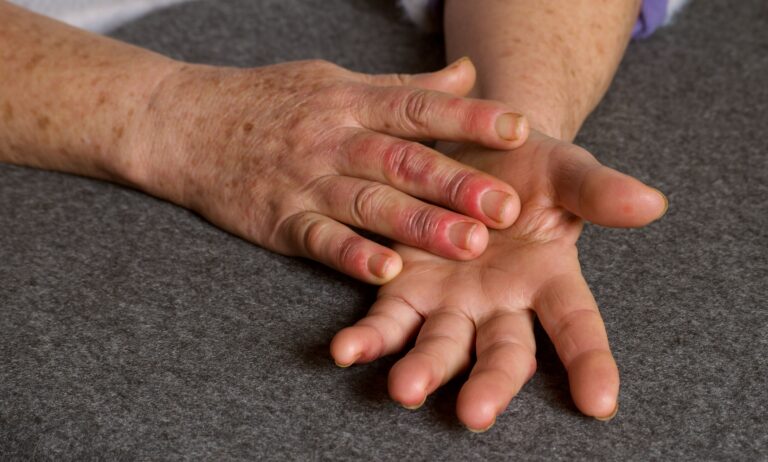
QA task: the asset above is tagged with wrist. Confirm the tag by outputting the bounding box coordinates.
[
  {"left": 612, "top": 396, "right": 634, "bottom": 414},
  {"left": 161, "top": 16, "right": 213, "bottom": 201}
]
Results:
[{"left": 114, "top": 57, "right": 189, "bottom": 195}]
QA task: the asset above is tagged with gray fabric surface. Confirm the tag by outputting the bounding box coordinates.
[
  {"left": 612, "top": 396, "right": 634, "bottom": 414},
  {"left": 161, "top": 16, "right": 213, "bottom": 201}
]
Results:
[{"left": 1, "top": 0, "right": 766, "bottom": 459}]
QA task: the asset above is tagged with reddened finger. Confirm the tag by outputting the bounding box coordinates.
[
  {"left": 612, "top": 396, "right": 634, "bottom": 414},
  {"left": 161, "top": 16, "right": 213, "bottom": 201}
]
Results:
[
  {"left": 551, "top": 146, "right": 668, "bottom": 227},
  {"left": 365, "top": 57, "right": 477, "bottom": 96},
  {"left": 339, "top": 131, "right": 520, "bottom": 227},
  {"left": 534, "top": 272, "right": 620, "bottom": 419},
  {"left": 280, "top": 211, "right": 402, "bottom": 284},
  {"left": 310, "top": 176, "right": 489, "bottom": 259},
  {"left": 355, "top": 86, "right": 529, "bottom": 149},
  {"left": 330, "top": 295, "right": 424, "bottom": 367}
]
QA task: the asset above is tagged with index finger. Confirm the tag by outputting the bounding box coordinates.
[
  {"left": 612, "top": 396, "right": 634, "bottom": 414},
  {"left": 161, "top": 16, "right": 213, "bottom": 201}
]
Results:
[{"left": 354, "top": 85, "right": 529, "bottom": 150}]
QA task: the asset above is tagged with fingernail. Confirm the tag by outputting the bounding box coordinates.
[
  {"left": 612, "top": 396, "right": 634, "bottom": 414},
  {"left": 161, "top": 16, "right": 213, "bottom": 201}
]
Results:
[
  {"left": 495, "top": 113, "right": 525, "bottom": 141},
  {"left": 334, "top": 356, "right": 358, "bottom": 368},
  {"left": 467, "top": 417, "right": 496, "bottom": 433},
  {"left": 368, "top": 254, "right": 392, "bottom": 279},
  {"left": 401, "top": 394, "right": 427, "bottom": 410},
  {"left": 447, "top": 56, "right": 471, "bottom": 70},
  {"left": 448, "top": 222, "right": 478, "bottom": 251},
  {"left": 595, "top": 403, "right": 619, "bottom": 422},
  {"left": 481, "top": 190, "right": 514, "bottom": 223},
  {"left": 653, "top": 188, "right": 669, "bottom": 218}
]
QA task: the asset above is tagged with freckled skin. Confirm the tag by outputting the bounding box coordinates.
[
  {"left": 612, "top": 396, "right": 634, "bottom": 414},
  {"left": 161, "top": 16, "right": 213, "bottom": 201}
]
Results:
[
  {"left": 0, "top": 2, "right": 174, "bottom": 181},
  {"left": 36, "top": 116, "right": 50, "bottom": 130},
  {"left": 2, "top": 102, "right": 12, "bottom": 122},
  {"left": 0, "top": 0, "right": 532, "bottom": 284},
  {"left": 24, "top": 53, "right": 44, "bottom": 71},
  {"left": 445, "top": 0, "right": 641, "bottom": 141}
]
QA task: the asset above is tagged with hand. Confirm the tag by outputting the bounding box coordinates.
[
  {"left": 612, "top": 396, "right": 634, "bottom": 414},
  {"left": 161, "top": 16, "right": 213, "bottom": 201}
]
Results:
[
  {"left": 331, "top": 130, "right": 667, "bottom": 429},
  {"left": 127, "top": 58, "right": 529, "bottom": 283}
]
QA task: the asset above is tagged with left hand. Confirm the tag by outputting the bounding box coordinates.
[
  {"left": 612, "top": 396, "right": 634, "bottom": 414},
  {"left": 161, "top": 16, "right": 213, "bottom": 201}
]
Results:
[{"left": 330, "top": 130, "right": 667, "bottom": 430}]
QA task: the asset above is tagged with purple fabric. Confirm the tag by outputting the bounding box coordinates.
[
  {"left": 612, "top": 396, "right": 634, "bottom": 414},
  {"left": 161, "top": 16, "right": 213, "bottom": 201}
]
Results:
[
  {"left": 632, "top": 0, "right": 669, "bottom": 39},
  {"left": 421, "top": 0, "right": 670, "bottom": 39}
]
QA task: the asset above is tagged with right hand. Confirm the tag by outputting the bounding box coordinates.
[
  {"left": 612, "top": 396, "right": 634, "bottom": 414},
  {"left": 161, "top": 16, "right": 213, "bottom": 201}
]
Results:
[
  {"left": 331, "top": 130, "right": 668, "bottom": 429},
  {"left": 127, "top": 58, "right": 529, "bottom": 283}
]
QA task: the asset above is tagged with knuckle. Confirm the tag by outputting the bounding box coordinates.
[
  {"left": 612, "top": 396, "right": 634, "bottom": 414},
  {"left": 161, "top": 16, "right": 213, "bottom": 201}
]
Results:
[
  {"left": 382, "top": 141, "right": 434, "bottom": 184},
  {"left": 272, "top": 212, "right": 320, "bottom": 257},
  {"left": 400, "top": 205, "right": 441, "bottom": 247},
  {"left": 460, "top": 103, "right": 487, "bottom": 134},
  {"left": 324, "top": 81, "right": 364, "bottom": 110},
  {"left": 298, "top": 215, "right": 329, "bottom": 258},
  {"left": 335, "top": 235, "right": 368, "bottom": 271},
  {"left": 445, "top": 169, "right": 477, "bottom": 209},
  {"left": 400, "top": 89, "right": 433, "bottom": 131},
  {"left": 302, "top": 59, "right": 338, "bottom": 73},
  {"left": 352, "top": 183, "right": 389, "bottom": 226}
]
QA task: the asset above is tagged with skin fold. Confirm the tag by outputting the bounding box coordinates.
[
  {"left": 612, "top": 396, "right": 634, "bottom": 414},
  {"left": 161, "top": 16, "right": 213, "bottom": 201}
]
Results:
[{"left": 331, "top": 0, "right": 668, "bottom": 430}]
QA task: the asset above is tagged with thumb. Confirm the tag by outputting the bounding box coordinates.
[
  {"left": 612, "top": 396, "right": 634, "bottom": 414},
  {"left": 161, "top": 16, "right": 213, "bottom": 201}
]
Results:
[
  {"left": 551, "top": 142, "right": 668, "bottom": 228},
  {"left": 366, "top": 57, "right": 476, "bottom": 96}
]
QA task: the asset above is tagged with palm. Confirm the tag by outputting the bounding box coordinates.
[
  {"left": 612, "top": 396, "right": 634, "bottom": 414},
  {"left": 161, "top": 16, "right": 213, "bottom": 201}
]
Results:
[{"left": 331, "top": 131, "right": 666, "bottom": 430}]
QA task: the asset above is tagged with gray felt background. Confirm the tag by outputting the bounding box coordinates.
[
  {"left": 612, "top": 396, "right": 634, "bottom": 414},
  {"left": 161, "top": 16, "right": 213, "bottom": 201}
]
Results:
[{"left": 1, "top": 0, "right": 766, "bottom": 460}]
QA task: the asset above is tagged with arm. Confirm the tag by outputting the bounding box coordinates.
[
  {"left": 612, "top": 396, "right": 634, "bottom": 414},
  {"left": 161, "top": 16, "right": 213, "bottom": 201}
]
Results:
[
  {"left": 444, "top": 0, "right": 640, "bottom": 141},
  {"left": 0, "top": 0, "right": 176, "bottom": 184},
  {"left": 0, "top": 1, "right": 535, "bottom": 283}
]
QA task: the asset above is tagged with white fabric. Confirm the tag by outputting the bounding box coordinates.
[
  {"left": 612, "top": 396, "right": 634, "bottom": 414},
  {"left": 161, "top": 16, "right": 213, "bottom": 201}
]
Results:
[
  {"left": 667, "top": 0, "right": 690, "bottom": 21},
  {"left": 10, "top": 0, "right": 691, "bottom": 34},
  {"left": 399, "top": 0, "right": 692, "bottom": 30},
  {"left": 9, "top": 0, "right": 194, "bottom": 32},
  {"left": 398, "top": 0, "right": 432, "bottom": 30}
]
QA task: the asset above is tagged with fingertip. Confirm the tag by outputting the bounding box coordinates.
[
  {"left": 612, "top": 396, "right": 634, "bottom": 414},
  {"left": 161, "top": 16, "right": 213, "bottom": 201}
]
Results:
[
  {"left": 456, "top": 380, "right": 500, "bottom": 432},
  {"left": 423, "top": 57, "right": 476, "bottom": 96},
  {"left": 443, "top": 57, "right": 477, "bottom": 96},
  {"left": 466, "top": 223, "right": 489, "bottom": 256},
  {"left": 446, "top": 221, "right": 489, "bottom": 259},
  {"left": 494, "top": 113, "right": 528, "bottom": 146},
  {"left": 567, "top": 350, "right": 620, "bottom": 419},
  {"left": 330, "top": 327, "right": 362, "bottom": 367},
  {"left": 651, "top": 188, "right": 669, "bottom": 220},
  {"left": 594, "top": 403, "right": 619, "bottom": 422},
  {"left": 389, "top": 358, "right": 431, "bottom": 409},
  {"left": 479, "top": 189, "right": 521, "bottom": 229},
  {"left": 581, "top": 169, "right": 669, "bottom": 228},
  {"left": 367, "top": 252, "right": 403, "bottom": 284},
  {"left": 466, "top": 417, "right": 496, "bottom": 433}
]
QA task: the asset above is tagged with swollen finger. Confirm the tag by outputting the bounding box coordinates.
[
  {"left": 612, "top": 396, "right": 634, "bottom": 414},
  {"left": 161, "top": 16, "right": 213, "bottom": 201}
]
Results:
[
  {"left": 330, "top": 294, "right": 424, "bottom": 367},
  {"left": 550, "top": 145, "right": 668, "bottom": 227},
  {"left": 534, "top": 272, "right": 620, "bottom": 420},
  {"left": 388, "top": 309, "right": 475, "bottom": 409},
  {"left": 339, "top": 131, "right": 520, "bottom": 228},
  {"left": 311, "top": 176, "right": 489, "bottom": 260},
  {"left": 456, "top": 311, "right": 537, "bottom": 432},
  {"left": 279, "top": 211, "right": 402, "bottom": 284},
  {"left": 355, "top": 85, "right": 529, "bottom": 150}
]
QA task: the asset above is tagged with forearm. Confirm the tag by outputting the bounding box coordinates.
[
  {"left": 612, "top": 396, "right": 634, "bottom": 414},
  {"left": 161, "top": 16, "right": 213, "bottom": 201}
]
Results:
[
  {"left": 444, "top": 0, "right": 640, "bottom": 141},
  {"left": 0, "top": 1, "right": 179, "bottom": 184}
]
